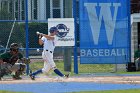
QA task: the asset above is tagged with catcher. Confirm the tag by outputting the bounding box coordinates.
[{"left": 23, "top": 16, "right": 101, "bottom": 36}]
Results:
[{"left": 0, "top": 43, "right": 26, "bottom": 80}]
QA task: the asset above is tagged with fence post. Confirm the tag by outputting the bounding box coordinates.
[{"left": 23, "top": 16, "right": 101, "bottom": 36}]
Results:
[
  {"left": 73, "top": 0, "right": 78, "bottom": 74},
  {"left": 64, "top": 47, "right": 72, "bottom": 72},
  {"left": 25, "top": 0, "right": 29, "bottom": 75}
]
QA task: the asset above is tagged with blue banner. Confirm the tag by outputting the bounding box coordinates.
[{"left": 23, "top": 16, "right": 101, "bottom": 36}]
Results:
[{"left": 80, "top": 0, "right": 130, "bottom": 64}]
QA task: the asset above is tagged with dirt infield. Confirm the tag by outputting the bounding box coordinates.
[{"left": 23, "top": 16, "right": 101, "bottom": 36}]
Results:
[{"left": 1, "top": 75, "right": 140, "bottom": 85}]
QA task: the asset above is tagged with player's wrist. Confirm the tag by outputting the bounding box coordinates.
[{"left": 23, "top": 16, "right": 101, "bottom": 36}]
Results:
[{"left": 39, "top": 36, "right": 42, "bottom": 39}]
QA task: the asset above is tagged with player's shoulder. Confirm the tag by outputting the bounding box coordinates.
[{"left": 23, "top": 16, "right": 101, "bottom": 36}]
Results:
[
  {"left": 0, "top": 51, "right": 10, "bottom": 58},
  {"left": 54, "top": 36, "right": 58, "bottom": 41},
  {"left": 1, "top": 51, "right": 10, "bottom": 55},
  {"left": 42, "top": 36, "right": 47, "bottom": 41}
]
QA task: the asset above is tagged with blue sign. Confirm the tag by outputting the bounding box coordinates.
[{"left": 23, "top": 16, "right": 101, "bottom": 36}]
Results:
[{"left": 80, "top": 0, "right": 130, "bottom": 64}]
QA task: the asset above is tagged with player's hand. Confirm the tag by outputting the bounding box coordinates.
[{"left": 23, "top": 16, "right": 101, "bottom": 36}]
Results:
[
  {"left": 21, "top": 58, "right": 31, "bottom": 64},
  {"left": 39, "top": 35, "right": 42, "bottom": 39}
]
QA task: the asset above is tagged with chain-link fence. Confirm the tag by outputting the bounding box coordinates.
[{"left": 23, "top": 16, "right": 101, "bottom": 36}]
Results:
[
  {"left": 0, "top": 0, "right": 140, "bottom": 76},
  {"left": 0, "top": 0, "right": 75, "bottom": 75}
]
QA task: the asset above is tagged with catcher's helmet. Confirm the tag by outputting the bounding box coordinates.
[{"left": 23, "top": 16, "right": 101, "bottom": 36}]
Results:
[
  {"left": 10, "top": 43, "right": 19, "bottom": 51},
  {"left": 49, "top": 26, "right": 58, "bottom": 33}
]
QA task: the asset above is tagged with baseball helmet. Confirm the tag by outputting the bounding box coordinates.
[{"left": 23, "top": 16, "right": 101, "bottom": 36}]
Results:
[
  {"left": 10, "top": 43, "right": 19, "bottom": 51},
  {"left": 49, "top": 26, "right": 58, "bottom": 33}
]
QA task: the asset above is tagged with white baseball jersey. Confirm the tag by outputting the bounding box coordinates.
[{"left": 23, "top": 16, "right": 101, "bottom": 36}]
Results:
[
  {"left": 41, "top": 36, "right": 58, "bottom": 73},
  {"left": 41, "top": 36, "right": 57, "bottom": 51}
]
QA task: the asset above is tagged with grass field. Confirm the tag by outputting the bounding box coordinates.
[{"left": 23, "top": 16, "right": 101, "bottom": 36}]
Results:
[
  {"left": 70, "top": 89, "right": 140, "bottom": 93},
  {"left": 30, "top": 61, "right": 115, "bottom": 73},
  {"left": 30, "top": 60, "right": 140, "bottom": 75},
  {"left": 2, "top": 89, "right": 140, "bottom": 93},
  {"left": 30, "top": 61, "right": 115, "bottom": 76}
]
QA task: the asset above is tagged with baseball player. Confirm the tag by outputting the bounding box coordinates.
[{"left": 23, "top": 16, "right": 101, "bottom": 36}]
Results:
[
  {"left": 29, "top": 26, "right": 69, "bottom": 80},
  {"left": 0, "top": 43, "right": 26, "bottom": 80}
]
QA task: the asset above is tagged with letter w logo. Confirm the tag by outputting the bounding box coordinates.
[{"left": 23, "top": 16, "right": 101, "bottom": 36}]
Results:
[{"left": 84, "top": 3, "right": 121, "bottom": 45}]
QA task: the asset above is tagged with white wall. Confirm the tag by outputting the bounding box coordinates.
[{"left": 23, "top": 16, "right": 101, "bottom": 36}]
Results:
[
  {"left": 28, "top": 0, "right": 31, "bottom": 20},
  {"left": 38, "top": 0, "right": 46, "bottom": 20}
]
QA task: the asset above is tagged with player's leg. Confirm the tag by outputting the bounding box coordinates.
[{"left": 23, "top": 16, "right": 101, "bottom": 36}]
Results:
[
  {"left": 51, "top": 61, "right": 64, "bottom": 77},
  {"left": 0, "top": 63, "right": 12, "bottom": 79},
  {"left": 0, "top": 69, "right": 7, "bottom": 80},
  {"left": 11, "top": 63, "right": 26, "bottom": 80},
  {"left": 53, "top": 67, "right": 70, "bottom": 78},
  {"left": 50, "top": 62, "right": 69, "bottom": 78},
  {"left": 31, "top": 69, "right": 43, "bottom": 76},
  {"left": 29, "top": 52, "right": 46, "bottom": 80},
  {"left": 30, "top": 61, "right": 50, "bottom": 80},
  {"left": 29, "top": 69, "right": 43, "bottom": 80},
  {"left": 53, "top": 67, "right": 64, "bottom": 77},
  {"left": 48, "top": 52, "right": 70, "bottom": 78},
  {"left": 30, "top": 70, "right": 42, "bottom": 80}
]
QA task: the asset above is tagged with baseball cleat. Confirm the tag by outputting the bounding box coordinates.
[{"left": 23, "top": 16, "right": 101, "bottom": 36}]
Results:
[
  {"left": 65, "top": 73, "right": 70, "bottom": 78},
  {"left": 29, "top": 74, "right": 35, "bottom": 80},
  {"left": 0, "top": 75, "right": 2, "bottom": 81},
  {"left": 12, "top": 75, "right": 22, "bottom": 80}
]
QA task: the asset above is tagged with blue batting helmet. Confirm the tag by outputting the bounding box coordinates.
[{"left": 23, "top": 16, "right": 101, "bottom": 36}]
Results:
[{"left": 49, "top": 26, "right": 58, "bottom": 33}]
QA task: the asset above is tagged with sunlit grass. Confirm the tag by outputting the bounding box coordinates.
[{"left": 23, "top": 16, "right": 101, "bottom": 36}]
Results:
[
  {"left": 69, "top": 89, "right": 140, "bottom": 93},
  {"left": 30, "top": 61, "right": 140, "bottom": 76}
]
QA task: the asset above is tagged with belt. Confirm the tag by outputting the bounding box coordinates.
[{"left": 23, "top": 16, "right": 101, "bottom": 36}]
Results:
[{"left": 46, "top": 50, "right": 53, "bottom": 53}]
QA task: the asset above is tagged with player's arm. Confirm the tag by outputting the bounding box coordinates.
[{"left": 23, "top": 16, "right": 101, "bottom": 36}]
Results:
[
  {"left": 0, "top": 53, "right": 6, "bottom": 64},
  {"left": 42, "top": 34, "right": 54, "bottom": 40},
  {"left": 38, "top": 35, "right": 44, "bottom": 45}
]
